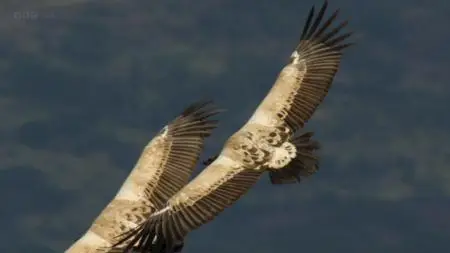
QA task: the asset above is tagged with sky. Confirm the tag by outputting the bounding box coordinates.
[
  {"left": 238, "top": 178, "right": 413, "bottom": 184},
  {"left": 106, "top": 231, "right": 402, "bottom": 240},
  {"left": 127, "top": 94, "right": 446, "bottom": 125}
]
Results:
[{"left": 0, "top": 0, "right": 449, "bottom": 252}]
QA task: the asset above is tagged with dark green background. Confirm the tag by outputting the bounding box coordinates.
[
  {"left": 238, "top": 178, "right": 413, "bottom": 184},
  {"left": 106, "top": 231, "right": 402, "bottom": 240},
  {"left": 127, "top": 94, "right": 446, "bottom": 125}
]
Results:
[{"left": 0, "top": 0, "right": 449, "bottom": 252}]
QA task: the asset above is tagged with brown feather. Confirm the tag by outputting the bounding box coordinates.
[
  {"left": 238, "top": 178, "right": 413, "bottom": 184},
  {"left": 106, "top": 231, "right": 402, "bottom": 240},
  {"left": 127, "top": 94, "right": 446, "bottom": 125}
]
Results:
[
  {"left": 108, "top": 2, "right": 352, "bottom": 252},
  {"left": 112, "top": 155, "right": 262, "bottom": 252},
  {"left": 141, "top": 101, "right": 222, "bottom": 209},
  {"left": 248, "top": 0, "right": 353, "bottom": 132},
  {"left": 65, "top": 101, "right": 220, "bottom": 253}
]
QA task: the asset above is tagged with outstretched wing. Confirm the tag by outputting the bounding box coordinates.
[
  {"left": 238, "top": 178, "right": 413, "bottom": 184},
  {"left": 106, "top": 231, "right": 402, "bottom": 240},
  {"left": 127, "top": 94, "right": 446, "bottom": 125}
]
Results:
[
  {"left": 248, "top": 0, "right": 353, "bottom": 132},
  {"left": 65, "top": 101, "right": 221, "bottom": 253},
  {"left": 117, "top": 101, "right": 221, "bottom": 209},
  {"left": 111, "top": 152, "right": 263, "bottom": 252},
  {"left": 141, "top": 101, "right": 222, "bottom": 208}
]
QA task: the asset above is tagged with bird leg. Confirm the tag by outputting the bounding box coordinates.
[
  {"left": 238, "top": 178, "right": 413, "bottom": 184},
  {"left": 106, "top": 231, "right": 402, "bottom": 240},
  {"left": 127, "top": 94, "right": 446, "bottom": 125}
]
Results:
[{"left": 202, "top": 155, "right": 219, "bottom": 166}]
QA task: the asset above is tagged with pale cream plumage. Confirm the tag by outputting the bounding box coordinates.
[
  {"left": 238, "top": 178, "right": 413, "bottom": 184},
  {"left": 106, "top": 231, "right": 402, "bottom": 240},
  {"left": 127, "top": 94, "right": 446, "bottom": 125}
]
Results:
[
  {"left": 65, "top": 101, "right": 221, "bottom": 253},
  {"left": 112, "top": 1, "right": 352, "bottom": 252}
]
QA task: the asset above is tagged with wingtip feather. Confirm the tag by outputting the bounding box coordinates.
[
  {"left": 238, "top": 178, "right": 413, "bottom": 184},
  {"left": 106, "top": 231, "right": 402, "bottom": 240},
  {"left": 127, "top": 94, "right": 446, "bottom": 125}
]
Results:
[{"left": 295, "top": 0, "right": 353, "bottom": 59}]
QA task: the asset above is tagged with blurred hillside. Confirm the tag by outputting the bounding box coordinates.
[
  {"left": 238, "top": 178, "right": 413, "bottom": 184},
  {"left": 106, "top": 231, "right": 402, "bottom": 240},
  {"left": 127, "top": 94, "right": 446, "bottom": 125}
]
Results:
[{"left": 0, "top": 0, "right": 449, "bottom": 252}]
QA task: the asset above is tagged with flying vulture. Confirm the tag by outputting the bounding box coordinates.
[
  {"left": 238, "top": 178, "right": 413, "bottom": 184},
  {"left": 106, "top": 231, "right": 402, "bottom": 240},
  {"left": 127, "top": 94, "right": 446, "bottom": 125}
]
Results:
[
  {"left": 111, "top": 1, "right": 353, "bottom": 252},
  {"left": 65, "top": 101, "right": 221, "bottom": 253}
]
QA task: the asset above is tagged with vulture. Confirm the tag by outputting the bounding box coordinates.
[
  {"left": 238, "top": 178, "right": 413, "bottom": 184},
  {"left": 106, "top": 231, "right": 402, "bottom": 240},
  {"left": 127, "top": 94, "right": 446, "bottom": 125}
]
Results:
[
  {"left": 111, "top": 1, "right": 353, "bottom": 252},
  {"left": 65, "top": 101, "right": 221, "bottom": 253}
]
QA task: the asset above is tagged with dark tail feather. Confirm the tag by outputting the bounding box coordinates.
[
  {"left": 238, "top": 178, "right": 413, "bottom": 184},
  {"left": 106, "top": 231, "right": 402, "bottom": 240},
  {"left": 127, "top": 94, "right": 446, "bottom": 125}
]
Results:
[
  {"left": 172, "top": 241, "right": 185, "bottom": 253},
  {"left": 269, "top": 132, "right": 320, "bottom": 185}
]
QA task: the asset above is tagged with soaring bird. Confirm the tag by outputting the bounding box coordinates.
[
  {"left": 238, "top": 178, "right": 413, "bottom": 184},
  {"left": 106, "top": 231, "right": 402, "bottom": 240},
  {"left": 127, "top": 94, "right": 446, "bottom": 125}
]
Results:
[
  {"left": 111, "top": 1, "right": 352, "bottom": 252},
  {"left": 202, "top": 131, "right": 320, "bottom": 185},
  {"left": 65, "top": 101, "right": 221, "bottom": 253}
]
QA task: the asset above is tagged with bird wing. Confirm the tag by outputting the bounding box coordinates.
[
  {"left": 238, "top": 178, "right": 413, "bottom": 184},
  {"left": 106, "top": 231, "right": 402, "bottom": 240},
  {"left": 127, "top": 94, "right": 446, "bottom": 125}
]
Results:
[
  {"left": 115, "top": 101, "right": 221, "bottom": 209},
  {"left": 141, "top": 101, "right": 221, "bottom": 208},
  {"left": 66, "top": 101, "right": 220, "bottom": 252},
  {"left": 110, "top": 150, "right": 263, "bottom": 252},
  {"left": 247, "top": 0, "right": 352, "bottom": 132}
]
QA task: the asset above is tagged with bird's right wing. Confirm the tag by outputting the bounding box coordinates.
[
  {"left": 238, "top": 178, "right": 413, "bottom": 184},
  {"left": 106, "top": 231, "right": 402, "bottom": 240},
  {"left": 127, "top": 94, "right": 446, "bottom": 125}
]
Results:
[
  {"left": 247, "top": 1, "right": 353, "bottom": 132},
  {"left": 110, "top": 152, "right": 263, "bottom": 252}
]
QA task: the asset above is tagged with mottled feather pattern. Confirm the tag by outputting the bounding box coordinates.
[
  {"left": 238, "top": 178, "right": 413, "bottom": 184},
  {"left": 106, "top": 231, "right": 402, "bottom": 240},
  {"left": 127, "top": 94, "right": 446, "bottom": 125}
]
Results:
[
  {"left": 269, "top": 132, "right": 321, "bottom": 184},
  {"left": 201, "top": 125, "right": 291, "bottom": 166},
  {"left": 90, "top": 199, "right": 154, "bottom": 240},
  {"left": 111, "top": 125, "right": 296, "bottom": 251},
  {"left": 112, "top": 155, "right": 263, "bottom": 252},
  {"left": 223, "top": 124, "right": 293, "bottom": 169}
]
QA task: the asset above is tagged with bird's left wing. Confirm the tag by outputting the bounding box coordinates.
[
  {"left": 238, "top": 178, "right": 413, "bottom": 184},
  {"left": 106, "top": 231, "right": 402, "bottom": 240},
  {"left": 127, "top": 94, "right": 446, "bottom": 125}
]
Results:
[
  {"left": 65, "top": 101, "right": 221, "bottom": 253},
  {"left": 247, "top": 1, "right": 353, "bottom": 132},
  {"left": 132, "top": 101, "right": 222, "bottom": 209}
]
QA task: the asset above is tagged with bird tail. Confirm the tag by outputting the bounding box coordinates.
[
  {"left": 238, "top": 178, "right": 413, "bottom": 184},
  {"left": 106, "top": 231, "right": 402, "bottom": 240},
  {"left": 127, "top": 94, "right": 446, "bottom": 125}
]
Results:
[
  {"left": 269, "top": 132, "right": 320, "bottom": 184},
  {"left": 172, "top": 241, "right": 185, "bottom": 253}
]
